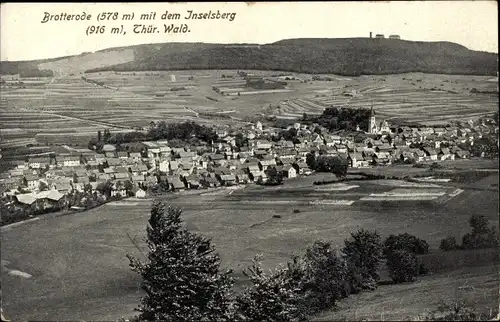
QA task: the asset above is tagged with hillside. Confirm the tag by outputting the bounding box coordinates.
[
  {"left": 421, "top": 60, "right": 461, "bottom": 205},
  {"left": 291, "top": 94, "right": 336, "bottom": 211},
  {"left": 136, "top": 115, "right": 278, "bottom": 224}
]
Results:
[{"left": 1, "top": 38, "right": 498, "bottom": 76}]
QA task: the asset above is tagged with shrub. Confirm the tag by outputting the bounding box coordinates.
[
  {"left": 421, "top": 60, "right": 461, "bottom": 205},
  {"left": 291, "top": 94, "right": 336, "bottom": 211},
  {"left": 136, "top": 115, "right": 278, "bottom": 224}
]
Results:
[
  {"left": 383, "top": 233, "right": 430, "bottom": 257},
  {"left": 387, "top": 250, "right": 419, "bottom": 284},
  {"left": 126, "top": 202, "right": 235, "bottom": 321},
  {"left": 301, "top": 241, "right": 350, "bottom": 314},
  {"left": 235, "top": 255, "right": 302, "bottom": 321},
  {"left": 342, "top": 229, "right": 383, "bottom": 290},
  {"left": 421, "top": 300, "right": 495, "bottom": 321},
  {"left": 440, "top": 236, "right": 460, "bottom": 251},
  {"left": 461, "top": 215, "right": 499, "bottom": 249}
]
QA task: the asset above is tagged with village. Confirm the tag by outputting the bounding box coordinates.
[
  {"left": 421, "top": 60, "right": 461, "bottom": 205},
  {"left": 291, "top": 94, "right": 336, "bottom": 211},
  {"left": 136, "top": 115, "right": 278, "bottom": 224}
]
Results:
[{"left": 0, "top": 107, "right": 498, "bottom": 220}]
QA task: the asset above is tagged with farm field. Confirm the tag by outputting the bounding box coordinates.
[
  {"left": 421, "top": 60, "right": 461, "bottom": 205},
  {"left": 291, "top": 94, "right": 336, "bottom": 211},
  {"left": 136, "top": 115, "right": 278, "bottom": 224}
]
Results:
[
  {"left": 1, "top": 71, "right": 498, "bottom": 150},
  {"left": 2, "top": 171, "right": 498, "bottom": 321}
]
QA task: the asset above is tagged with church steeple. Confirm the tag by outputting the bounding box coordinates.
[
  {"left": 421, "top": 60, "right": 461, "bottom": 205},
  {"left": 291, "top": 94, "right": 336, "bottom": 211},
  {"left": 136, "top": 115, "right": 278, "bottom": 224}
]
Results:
[{"left": 368, "top": 102, "right": 377, "bottom": 134}]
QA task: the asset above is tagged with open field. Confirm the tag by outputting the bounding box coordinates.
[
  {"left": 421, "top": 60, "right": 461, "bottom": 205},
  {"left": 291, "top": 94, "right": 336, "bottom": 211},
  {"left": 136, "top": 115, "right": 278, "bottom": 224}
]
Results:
[
  {"left": 2, "top": 171, "right": 498, "bottom": 321},
  {"left": 1, "top": 71, "right": 498, "bottom": 150}
]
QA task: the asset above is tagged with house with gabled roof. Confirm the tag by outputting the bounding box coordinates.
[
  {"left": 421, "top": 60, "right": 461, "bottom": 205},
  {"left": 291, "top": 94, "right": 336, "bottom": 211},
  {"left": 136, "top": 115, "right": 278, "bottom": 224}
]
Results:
[
  {"left": 168, "top": 176, "right": 186, "bottom": 191},
  {"left": 293, "top": 162, "right": 312, "bottom": 176},
  {"left": 423, "top": 147, "right": 438, "bottom": 161}
]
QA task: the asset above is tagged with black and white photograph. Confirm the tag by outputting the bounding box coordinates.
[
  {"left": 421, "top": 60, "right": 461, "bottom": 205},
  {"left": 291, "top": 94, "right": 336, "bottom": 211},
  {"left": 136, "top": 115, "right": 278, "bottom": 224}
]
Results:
[{"left": 0, "top": 2, "right": 498, "bottom": 321}]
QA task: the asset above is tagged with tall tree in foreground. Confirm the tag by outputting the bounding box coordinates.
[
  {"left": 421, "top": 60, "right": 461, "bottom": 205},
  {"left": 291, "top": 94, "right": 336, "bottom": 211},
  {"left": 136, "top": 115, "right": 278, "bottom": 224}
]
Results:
[
  {"left": 127, "top": 202, "right": 235, "bottom": 321},
  {"left": 342, "top": 229, "right": 383, "bottom": 290}
]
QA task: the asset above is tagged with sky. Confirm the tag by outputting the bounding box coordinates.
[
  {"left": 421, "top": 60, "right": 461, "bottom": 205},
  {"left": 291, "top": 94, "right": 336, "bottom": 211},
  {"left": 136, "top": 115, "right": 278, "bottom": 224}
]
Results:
[{"left": 1, "top": 1, "right": 498, "bottom": 61}]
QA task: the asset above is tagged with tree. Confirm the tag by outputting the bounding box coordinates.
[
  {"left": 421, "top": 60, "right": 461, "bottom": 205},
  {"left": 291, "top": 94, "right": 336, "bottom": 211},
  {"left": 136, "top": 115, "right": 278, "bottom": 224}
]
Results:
[
  {"left": 236, "top": 255, "right": 302, "bottom": 321},
  {"left": 306, "top": 152, "right": 316, "bottom": 170},
  {"left": 301, "top": 241, "right": 350, "bottom": 314},
  {"left": 96, "top": 181, "right": 113, "bottom": 198},
  {"left": 97, "top": 130, "right": 102, "bottom": 143},
  {"left": 127, "top": 203, "right": 235, "bottom": 321},
  {"left": 235, "top": 133, "right": 248, "bottom": 148},
  {"left": 83, "top": 183, "right": 93, "bottom": 194},
  {"left": 469, "top": 215, "right": 490, "bottom": 235},
  {"left": 264, "top": 166, "right": 283, "bottom": 185},
  {"left": 38, "top": 181, "right": 49, "bottom": 191},
  {"left": 440, "top": 236, "right": 460, "bottom": 251},
  {"left": 103, "top": 129, "right": 112, "bottom": 143},
  {"left": 383, "top": 233, "right": 429, "bottom": 257},
  {"left": 462, "top": 215, "right": 499, "bottom": 249},
  {"left": 124, "top": 180, "right": 134, "bottom": 196},
  {"left": 386, "top": 250, "right": 419, "bottom": 284},
  {"left": 342, "top": 229, "right": 383, "bottom": 290}
]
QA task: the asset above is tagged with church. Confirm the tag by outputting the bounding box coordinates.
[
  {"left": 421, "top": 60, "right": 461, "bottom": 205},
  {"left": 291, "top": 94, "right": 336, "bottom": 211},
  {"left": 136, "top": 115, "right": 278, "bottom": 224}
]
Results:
[{"left": 367, "top": 105, "right": 391, "bottom": 135}]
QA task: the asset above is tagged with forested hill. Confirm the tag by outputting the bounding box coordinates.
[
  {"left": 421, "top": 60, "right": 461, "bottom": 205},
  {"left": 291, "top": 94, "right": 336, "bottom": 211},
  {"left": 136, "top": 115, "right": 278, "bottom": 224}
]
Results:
[{"left": 1, "top": 38, "right": 498, "bottom": 76}]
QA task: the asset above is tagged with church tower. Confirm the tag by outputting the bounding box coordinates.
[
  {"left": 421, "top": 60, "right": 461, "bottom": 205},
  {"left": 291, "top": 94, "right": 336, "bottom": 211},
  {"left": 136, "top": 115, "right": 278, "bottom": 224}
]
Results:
[{"left": 368, "top": 103, "right": 377, "bottom": 134}]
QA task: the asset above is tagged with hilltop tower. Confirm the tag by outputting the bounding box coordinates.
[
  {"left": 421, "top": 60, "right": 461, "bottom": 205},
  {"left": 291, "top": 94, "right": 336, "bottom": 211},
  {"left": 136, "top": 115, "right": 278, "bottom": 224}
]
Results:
[{"left": 368, "top": 103, "right": 378, "bottom": 134}]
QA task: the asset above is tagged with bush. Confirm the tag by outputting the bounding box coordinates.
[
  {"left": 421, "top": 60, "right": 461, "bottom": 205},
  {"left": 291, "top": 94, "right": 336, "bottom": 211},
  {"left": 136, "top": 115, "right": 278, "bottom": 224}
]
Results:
[
  {"left": 383, "top": 233, "right": 430, "bottom": 257},
  {"left": 386, "top": 250, "right": 419, "bottom": 284},
  {"left": 461, "top": 215, "right": 499, "bottom": 250},
  {"left": 440, "top": 236, "right": 460, "bottom": 251},
  {"left": 301, "top": 242, "right": 350, "bottom": 314},
  {"left": 235, "top": 255, "right": 303, "bottom": 321},
  {"left": 421, "top": 300, "right": 496, "bottom": 321},
  {"left": 342, "top": 229, "right": 383, "bottom": 290}
]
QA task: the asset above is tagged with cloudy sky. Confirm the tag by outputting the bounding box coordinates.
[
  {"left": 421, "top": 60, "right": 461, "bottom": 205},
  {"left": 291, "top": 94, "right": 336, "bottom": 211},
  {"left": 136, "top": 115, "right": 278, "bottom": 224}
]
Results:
[{"left": 1, "top": 1, "right": 498, "bottom": 61}]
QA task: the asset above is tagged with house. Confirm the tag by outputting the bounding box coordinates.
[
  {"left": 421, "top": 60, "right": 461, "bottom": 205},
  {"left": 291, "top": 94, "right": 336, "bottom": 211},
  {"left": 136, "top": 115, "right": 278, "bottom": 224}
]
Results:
[
  {"left": 102, "top": 144, "right": 116, "bottom": 152},
  {"left": 104, "top": 151, "right": 117, "bottom": 158},
  {"left": 254, "top": 149, "right": 268, "bottom": 159},
  {"left": 412, "top": 149, "right": 426, "bottom": 162},
  {"left": 178, "top": 163, "right": 194, "bottom": 176},
  {"left": 24, "top": 174, "right": 40, "bottom": 191},
  {"left": 13, "top": 160, "right": 27, "bottom": 169},
  {"left": 255, "top": 140, "right": 273, "bottom": 150},
  {"left": 14, "top": 193, "right": 37, "bottom": 209},
  {"left": 115, "top": 172, "right": 131, "bottom": 181},
  {"left": 217, "top": 174, "right": 236, "bottom": 186},
  {"left": 135, "top": 188, "right": 147, "bottom": 198},
  {"left": 235, "top": 172, "right": 250, "bottom": 184},
  {"left": 117, "top": 151, "right": 129, "bottom": 159},
  {"left": 373, "top": 152, "right": 391, "bottom": 165},
  {"left": 400, "top": 151, "right": 415, "bottom": 163},
  {"left": 281, "top": 165, "right": 297, "bottom": 178},
  {"left": 111, "top": 184, "right": 127, "bottom": 198},
  {"left": 335, "top": 144, "right": 348, "bottom": 153},
  {"left": 168, "top": 177, "right": 186, "bottom": 191},
  {"left": 38, "top": 190, "right": 65, "bottom": 209},
  {"left": 455, "top": 150, "right": 470, "bottom": 159},
  {"left": 423, "top": 147, "right": 438, "bottom": 161},
  {"left": 28, "top": 157, "right": 50, "bottom": 169},
  {"left": 129, "top": 152, "right": 142, "bottom": 161},
  {"left": 95, "top": 154, "right": 107, "bottom": 165},
  {"left": 106, "top": 158, "right": 121, "bottom": 167},
  {"left": 294, "top": 162, "right": 312, "bottom": 176},
  {"left": 131, "top": 174, "right": 145, "bottom": 184},
  {"left": 348, "top": 152, "right": 369, "bottom": 168},
  {"left": 259, "top": 158, "right": 277, "bottom": 170},
  {"left": 142, "top": 142, "right": 162, "bottom": 159},
  {"left": 438, "top": 147, "right": 454, "bottom": 161}
]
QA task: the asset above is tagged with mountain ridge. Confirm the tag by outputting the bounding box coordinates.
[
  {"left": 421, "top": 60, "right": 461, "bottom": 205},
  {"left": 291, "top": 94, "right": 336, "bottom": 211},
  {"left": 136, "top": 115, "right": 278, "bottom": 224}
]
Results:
[{"left": 1, "top": 38, "right": 497, "bottom": 76}]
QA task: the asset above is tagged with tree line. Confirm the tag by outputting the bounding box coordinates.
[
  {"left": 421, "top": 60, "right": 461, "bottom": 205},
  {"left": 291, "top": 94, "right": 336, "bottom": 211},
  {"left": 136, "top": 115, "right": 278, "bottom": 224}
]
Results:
[
  {"left": 302, "top": 107, "right": 372, "bottom": 132},
  {"left": 122, "top": 202, "right": 494, "bottom": 322},
  {"left": 88, "top": 121, "right": 218, "bottom": 152}
]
